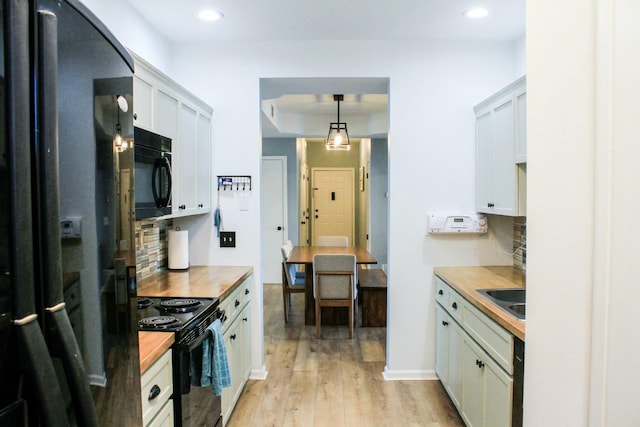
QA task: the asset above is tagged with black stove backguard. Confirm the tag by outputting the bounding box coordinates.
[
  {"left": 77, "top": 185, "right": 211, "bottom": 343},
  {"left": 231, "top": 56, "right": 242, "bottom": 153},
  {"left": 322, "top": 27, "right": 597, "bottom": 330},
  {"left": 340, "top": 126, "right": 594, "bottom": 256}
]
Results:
[{"left": 137, "top": 297, "right": 218, "bottom": 340}]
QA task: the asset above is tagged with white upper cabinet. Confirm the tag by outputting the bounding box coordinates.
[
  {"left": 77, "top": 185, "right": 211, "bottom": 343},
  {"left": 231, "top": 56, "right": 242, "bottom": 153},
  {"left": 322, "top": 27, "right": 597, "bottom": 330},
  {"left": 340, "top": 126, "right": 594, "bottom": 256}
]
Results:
[
  {"left": 132, "top": 74, "right": 153, "bottom": 130},
  {"left": 474, "top": 76, "right": 526, "bottom": 216},
  {"left": 196, "top": 114, "right": 212, "bottom": 212},
  {"left": 515, "top": 88, "right": 527, "bottom": 164},
  {"left": 132, "top": 53, "right": 213, "bottom": 219},
  {"left": 154, "top": 88, "right": 179, "bottom": 140}
]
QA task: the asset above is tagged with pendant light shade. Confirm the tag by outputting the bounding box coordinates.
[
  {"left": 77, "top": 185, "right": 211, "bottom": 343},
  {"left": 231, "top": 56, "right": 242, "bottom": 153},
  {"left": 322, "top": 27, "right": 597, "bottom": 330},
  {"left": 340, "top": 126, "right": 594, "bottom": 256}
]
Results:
[{"left": 326, "top": 94, "right": 350, "bottom": 149}]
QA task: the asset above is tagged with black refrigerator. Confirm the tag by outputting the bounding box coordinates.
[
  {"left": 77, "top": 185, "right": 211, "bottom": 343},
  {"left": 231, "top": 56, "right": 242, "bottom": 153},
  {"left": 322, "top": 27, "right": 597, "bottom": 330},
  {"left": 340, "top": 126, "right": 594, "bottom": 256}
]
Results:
[{"left": 0, "top": 0, "right": 141, "bottom": 425}]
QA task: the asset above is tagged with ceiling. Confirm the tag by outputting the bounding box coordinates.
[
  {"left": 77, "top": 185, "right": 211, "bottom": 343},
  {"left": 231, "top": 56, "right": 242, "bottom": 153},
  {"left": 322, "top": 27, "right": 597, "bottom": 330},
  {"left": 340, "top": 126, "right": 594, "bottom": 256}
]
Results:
[
  {"left": 124, "top": 0, "right": 525, "bottom": 138},
  {"left": 124, "top": 0, "right": 525, "bottom": 43}
]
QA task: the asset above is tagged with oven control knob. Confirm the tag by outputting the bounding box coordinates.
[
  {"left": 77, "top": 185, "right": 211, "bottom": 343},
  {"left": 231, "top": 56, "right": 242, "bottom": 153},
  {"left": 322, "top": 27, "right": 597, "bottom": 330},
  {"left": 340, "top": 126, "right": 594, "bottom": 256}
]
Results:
[{"left": 235, "top": 300, "right": 240, "bottom": 307}]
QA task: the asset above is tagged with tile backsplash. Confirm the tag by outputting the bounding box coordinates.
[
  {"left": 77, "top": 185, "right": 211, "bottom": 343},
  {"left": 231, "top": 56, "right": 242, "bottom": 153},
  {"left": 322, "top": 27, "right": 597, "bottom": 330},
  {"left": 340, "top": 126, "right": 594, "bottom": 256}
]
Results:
[
  {"left": 513, "top": 217, "right": 526, "bottom": 270},
  {"left": 135, "top": 219, "right": 172, "bottom": 280}
]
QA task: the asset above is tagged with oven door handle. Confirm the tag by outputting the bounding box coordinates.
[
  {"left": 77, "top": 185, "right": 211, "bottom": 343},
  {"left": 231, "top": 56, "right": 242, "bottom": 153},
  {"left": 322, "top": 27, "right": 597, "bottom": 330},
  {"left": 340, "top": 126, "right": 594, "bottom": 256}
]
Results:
[{"left": 183, "top": 329, "right": 212, "bottom": 352}]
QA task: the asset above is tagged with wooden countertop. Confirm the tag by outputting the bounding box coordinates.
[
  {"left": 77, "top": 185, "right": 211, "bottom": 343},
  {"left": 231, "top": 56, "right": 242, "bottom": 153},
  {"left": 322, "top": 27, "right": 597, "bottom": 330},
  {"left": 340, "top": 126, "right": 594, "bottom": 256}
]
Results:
[
  {"left": 137, "top": 265, "right": 253, "bottom": 300},
  {"left": 137, "top": 266, "right": 253, "bottom": 370},
  {"left": 139, "top": 332, "right": 175, "bottom": 373},
  {"left": 434, "top": 266, "right": 526, "bottom": 341}
]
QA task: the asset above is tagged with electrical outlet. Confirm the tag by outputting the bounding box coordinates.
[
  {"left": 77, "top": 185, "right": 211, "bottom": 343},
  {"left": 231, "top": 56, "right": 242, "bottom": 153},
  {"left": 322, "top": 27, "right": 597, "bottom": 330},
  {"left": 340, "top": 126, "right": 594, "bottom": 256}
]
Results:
[{"left": 220, "top": 231, "right": 236, "bottom": 248}]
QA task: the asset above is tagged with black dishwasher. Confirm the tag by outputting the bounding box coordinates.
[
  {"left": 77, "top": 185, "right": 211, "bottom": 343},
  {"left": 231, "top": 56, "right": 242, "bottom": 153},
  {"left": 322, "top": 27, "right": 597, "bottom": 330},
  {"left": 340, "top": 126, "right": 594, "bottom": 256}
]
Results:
[{"left": 512, "top": 337, "right": 525, "bottom": 427}]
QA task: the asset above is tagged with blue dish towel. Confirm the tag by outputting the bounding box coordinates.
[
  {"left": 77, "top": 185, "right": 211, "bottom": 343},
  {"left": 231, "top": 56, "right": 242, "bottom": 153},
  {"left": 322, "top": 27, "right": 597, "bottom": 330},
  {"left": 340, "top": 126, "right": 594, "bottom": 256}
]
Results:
[
  {"left": 199, "top": 318, "right": 231, "bottom": 396},
  {"left": 213, "top": 207, "right": 222, "bottom": 237}
]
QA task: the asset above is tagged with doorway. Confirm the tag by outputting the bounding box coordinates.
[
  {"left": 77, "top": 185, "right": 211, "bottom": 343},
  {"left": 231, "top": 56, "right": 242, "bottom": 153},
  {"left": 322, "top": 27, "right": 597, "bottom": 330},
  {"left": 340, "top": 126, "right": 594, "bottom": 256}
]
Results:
[{"left": 311, "top": 167, "right": 355, "bottom": 245}]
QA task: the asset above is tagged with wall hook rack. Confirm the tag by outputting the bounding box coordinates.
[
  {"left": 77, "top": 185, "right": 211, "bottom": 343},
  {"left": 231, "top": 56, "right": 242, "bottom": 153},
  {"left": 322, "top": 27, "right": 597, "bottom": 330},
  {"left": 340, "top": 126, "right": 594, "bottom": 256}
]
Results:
[{"left": 217, "top": 175, "right": 252, "bottom": 191}]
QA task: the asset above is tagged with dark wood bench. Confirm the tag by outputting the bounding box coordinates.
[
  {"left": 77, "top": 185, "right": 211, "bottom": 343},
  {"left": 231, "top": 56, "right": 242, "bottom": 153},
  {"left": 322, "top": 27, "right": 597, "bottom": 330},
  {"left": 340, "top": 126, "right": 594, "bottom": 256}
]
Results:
[{"left": 358, "top": 268, "right": 387, "bottom": 327}]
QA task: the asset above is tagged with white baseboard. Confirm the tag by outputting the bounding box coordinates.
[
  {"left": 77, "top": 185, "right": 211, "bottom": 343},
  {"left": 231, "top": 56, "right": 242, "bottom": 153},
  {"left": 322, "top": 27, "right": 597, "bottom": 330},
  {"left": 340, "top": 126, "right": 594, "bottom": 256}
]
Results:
[
  {"left": 382, "top": 366, "right": 438, "bottom": 381},
  {"left": 249, "top": 366, "right": 268, "bottom": 380}
]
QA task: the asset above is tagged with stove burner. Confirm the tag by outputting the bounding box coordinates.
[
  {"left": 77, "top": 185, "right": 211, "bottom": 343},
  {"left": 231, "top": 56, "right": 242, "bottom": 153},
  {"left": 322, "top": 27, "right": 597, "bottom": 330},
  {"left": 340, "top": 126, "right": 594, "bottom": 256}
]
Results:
[
  {"left": 137, "top": 297, "right": 153, "bottom": 309},
  {"left": 139, "top": 316, "right": 179, "bottom": 329},
  {"left": 159, "top": 298, "right": 202, "bottom": 313}
]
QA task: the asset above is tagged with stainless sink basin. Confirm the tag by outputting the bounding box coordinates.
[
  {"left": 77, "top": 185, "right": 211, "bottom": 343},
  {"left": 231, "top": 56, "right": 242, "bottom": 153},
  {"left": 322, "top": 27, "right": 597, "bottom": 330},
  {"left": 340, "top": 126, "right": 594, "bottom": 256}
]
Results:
[
  {"left": 476, "top": 288, "right": 526, "bottom": 321},
  {"left": 483, "top": 289, "right": 526, "bottom": 304}
]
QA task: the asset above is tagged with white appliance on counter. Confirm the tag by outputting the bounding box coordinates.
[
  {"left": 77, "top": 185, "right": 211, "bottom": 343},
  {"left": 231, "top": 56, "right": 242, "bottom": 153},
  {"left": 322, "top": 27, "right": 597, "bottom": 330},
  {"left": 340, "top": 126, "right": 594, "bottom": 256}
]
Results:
[{"left": 427, "top": 213, "right": 488, "bottom": 234}]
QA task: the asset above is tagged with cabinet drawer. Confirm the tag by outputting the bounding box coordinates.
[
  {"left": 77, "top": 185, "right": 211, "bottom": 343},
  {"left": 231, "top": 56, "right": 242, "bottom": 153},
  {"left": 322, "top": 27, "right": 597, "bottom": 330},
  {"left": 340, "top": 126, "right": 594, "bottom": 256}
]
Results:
[
  {"left": 220, "top": 277, "right": 251, "bottom": 332},
  {"left": 147, "top": 399, "right": 174, "bottom": 427},
  {"left": 435, "top": 276, "right": 463, "bottom": 324},
  {"left": 435, "top": 277, "right": 447, "bottom": 305},
  {"left": 141, "top": 350, "right": 173, "bottom": 426},
  {"left": 463, "top": 301, "right": 513, "bottom": 374}
]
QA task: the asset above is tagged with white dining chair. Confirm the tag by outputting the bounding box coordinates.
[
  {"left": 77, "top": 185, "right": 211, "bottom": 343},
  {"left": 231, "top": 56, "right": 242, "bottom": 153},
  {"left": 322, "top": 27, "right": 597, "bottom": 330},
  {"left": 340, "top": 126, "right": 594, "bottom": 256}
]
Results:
[
  {"left": 312, "top": 254, "right": 357, "bottom": 339},
  {"left": 317, "top": 235, "right": 349, "bottom": 247}
]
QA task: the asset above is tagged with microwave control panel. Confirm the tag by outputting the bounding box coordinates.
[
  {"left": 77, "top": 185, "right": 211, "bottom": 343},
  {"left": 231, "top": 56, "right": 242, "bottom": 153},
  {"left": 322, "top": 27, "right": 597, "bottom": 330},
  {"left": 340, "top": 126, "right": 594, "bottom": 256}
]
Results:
[{"left": 427, "top": 213, "right": 488, "bottom": 234}]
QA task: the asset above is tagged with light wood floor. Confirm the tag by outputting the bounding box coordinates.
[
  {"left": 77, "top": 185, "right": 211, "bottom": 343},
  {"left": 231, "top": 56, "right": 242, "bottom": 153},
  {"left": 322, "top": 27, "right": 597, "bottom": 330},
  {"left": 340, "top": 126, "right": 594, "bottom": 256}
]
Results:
[{"left": 226, "top": 283, "right": 464, "bottom": 427}]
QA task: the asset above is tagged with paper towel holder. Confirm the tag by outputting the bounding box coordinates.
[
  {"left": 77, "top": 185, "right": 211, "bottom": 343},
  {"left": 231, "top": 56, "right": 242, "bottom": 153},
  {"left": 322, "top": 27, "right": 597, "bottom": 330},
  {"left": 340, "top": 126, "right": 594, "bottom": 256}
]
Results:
[{"left": 168, "top": 228, "right": 190, "bottom": 270}]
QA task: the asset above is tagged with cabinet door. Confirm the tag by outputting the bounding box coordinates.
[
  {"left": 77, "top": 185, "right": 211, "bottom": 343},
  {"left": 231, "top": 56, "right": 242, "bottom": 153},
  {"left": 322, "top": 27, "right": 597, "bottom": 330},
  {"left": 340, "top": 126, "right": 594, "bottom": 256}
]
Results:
[
  {"left": 491, "top": 97, "right": 517, "bottom": 215},
  {"left": 462, "top": 335, "right": 512, "bottom": 427},
  {"left": 515, "top": 89, "right": 527, "bottom": 164},
  {"left": 462, "top": 337, "right": 486, "bottom": 427},
  {"left": 435, "top": 305, "right": 450, "bottom": 386},
  {"left": 483, "top": 357, "right": 513, "bottom": 427},
  {"left": 195, "top": 113, "right": 211, "bottom": 211},
  {"left": 175, "top": 104, "right": 197, "bottom": 214},
  {"left": 133, "top": 74, "right": 153, "bottom": 130},
  {"left": 436, "top": 305, "right": 463, "bottom": 409},
  {"left": 241, "top": 304, "right": 252, "bottom": 381},
  {"left": 222, "top": 317, "right": 242, "bottom": 422},
  {"left": 475, "top": 109, "right": 493, "bottom": 213},
  {"left": 449, "top": 319, "right": 464, "bottom": 409},
  {"left": 154, "top": 89, "right": 179, "bottom": 140}
]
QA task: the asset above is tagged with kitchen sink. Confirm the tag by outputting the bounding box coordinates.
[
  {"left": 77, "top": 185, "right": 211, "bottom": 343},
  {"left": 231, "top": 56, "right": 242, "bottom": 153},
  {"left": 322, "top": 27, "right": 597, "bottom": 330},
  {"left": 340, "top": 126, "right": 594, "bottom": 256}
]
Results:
[{"left": 476, "top": 288, "right": 526, "bottom": 321}]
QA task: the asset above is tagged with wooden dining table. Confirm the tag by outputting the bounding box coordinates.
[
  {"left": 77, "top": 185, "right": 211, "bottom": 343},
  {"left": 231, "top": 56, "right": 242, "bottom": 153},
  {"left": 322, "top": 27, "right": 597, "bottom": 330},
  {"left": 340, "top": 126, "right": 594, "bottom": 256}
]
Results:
[{"left": 287, "top": 246, "right": 377, "bottom": 325}]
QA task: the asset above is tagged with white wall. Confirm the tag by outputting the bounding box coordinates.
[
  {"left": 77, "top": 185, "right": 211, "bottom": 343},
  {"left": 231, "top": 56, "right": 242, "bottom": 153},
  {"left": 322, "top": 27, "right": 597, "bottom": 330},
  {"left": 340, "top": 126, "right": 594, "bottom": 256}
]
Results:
[
  {"left": 527, "top": 0, "right": 640, "bottom": 425},
  {"left": 168, "top": 40, "right": 521, "bottom": 377},
  {"left": 79, "top": 0, "right": 529, "bottom": 386},
  {"left": 78, "top": 0, "right": 172, "bottom": 73}
]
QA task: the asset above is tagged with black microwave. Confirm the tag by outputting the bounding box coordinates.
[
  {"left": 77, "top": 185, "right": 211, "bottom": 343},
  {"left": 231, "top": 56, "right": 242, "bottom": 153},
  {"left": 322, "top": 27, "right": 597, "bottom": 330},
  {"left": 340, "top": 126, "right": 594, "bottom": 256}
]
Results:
[{"left": 134, "top": 127, "right": 172, "bottom": 220}]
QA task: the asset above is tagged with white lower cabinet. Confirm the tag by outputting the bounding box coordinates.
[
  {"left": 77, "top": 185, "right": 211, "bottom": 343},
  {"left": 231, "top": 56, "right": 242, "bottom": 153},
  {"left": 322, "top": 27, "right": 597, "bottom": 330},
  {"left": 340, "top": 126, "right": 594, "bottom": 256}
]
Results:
[
  {"left": 220, "top": 277, "right": 253, "bottom": 425},
  {"left": 461, "top": 335, "right": 512, "bottom": 427},
  {"left": 141, "top": 349, "right": 173, "bottom": 427},
  {"left": 435, "top": 305, "right": 463, "bottom": 408},
  {"left": 435, "top": 276, "right": 514, "bottom": 427}
]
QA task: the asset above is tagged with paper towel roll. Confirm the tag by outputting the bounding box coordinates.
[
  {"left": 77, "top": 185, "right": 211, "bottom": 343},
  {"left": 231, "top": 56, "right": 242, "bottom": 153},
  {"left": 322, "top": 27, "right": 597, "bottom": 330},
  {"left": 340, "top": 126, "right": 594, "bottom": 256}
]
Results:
[{"left": 168, "top": 230, "right": 189, "bottom": 270}]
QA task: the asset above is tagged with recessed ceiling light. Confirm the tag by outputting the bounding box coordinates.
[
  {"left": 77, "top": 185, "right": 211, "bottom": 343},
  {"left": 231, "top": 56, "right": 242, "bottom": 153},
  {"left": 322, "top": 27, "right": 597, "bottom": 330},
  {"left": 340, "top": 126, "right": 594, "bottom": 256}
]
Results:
[
  {"left": 464, "top": 8, "right": 489, "bottom": 19},
  {"left": 198, "top": 9, "right": 224, "bottom": 22}
]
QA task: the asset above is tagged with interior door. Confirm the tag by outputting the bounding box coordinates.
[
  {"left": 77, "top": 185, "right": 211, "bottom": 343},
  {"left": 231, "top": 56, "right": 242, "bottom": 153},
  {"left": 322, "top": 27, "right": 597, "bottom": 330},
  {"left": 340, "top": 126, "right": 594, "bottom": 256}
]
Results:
[
  {"left": 311, "top": 168, "right": 354, "bottom": 245},
  {"left": 261, "top": 156, "right": 287, "bottom": 283}
]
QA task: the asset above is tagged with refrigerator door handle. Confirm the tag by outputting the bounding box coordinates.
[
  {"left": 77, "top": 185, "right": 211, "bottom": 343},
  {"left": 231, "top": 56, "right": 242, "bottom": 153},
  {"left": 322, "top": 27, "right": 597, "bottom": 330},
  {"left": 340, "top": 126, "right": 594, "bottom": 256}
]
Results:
[
  {"left": 36, "top": 9, "right": 99, "bottom": 427},
  {"left": 4, "top": 1, "right": 70, "bottom": 425}
]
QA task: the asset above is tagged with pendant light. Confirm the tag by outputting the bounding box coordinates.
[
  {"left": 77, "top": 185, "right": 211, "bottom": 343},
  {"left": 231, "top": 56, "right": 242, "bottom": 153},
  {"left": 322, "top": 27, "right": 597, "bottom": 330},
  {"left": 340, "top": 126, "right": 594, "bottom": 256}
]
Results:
[
  {"left": 114, "top": 95, "right": 129, "bottom": 152},
  {"left": 326, "top": 94, "right": 350, "bottom": 149}
]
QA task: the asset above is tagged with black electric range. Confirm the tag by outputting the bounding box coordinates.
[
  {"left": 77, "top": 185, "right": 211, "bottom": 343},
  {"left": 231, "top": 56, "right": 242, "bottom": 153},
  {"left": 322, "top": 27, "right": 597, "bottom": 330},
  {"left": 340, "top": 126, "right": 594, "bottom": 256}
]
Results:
[
  {"left": 137, "top": 296, "right": 223, "bottom": 427},
  {"left": 137, "top": 296, "right": 219, "bottom": 344}
]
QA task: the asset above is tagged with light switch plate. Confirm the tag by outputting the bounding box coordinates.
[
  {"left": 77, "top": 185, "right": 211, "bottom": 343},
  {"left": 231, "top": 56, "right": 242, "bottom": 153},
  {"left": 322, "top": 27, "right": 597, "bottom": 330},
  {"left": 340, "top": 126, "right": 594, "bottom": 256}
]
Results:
[{"left": 220, "top": 231, "right": 236, "bottom": 248}]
